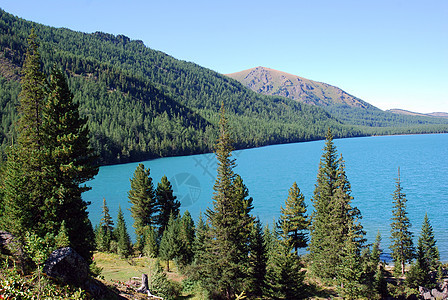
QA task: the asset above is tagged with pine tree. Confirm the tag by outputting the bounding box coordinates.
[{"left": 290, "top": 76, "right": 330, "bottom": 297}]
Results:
[
  {"left": 278, "top": 181, "right": 309, "bottom": 255},
  {"left": 142, "top": 225, "right": 158, "bottom": 258},
  {"left": 158, "top": 213, "right": 180, "bottom": 272},
  {"left": 156, "top": 175, "right": 180, "bottom": 237},
  {"left": 1, "top": 30, "right": 48, "bottom": 237},
  {"left": 177, "top": 210, "right": 195, "bottom": 266},
  {"left": 96, "top": 198, "right": 114, "bottom": 252},
  {"left": 417, "top": 213, "right": 439, "bottom": 272},
  {"left": 115, "top": 206, "right": 132, "bottom": 258},
  {"left": 248, "top": 218, "right": 267, "bottom": 298},
  {"left": 407, "top": 213, "right": 440, "bottom": 288},
  {"left": 336, "top": 227, "right": 367, "bottom": 300},
  {"left": 42, "top": 66, "right": 98, "bottom": 260},
  {"left": 200, "top": 104, "right": 255, "bottom": 299},
  {"left": 389, "top": 168, "right": 414, "bottom": 276},
  {"left": 128, "top": 163, "right": 157, "bottom": 251},
  {"left": 55, "top": 220, "right": 70, "bottom": 248},
  {"left": 308, "top": 129, "right": 365, "bottom": 280},
  {"left": 265, "top": 216, "right": 306, "bottom": 299},
  {"left": 369, "top": 231, "right": 387, "bottom": 298}
]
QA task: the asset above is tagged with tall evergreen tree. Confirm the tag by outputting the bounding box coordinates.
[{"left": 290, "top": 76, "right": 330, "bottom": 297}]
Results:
[
  {"left": 1, "top": 30, "right": 48, "bottom": 237},
  {"left": 389, "top": 168, "right": 414, "bottom": 276},
  {"left": 115, "top": 205, "right": 132, "bottom": 258},
  {"left": 200, "top": 104, "right": 255, "bottom": 299},
  {"left": 42, "top": 66, "right": 98, "bottom": 259},
  {"left": 278, "top": 181, "right": 309, "bottom": 255},
  {"left": 128, "top": 163, "right": 157, "bottom": 251},
  {"left": 308, "top": 128, "right": 365, "bottom": 280},
  {"left": 156, "top": 175, "right": 180, "bottom": 237}
]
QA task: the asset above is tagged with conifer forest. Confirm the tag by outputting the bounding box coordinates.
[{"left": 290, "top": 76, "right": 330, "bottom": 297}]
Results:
[{"left": 0, "top": 9, "right": 447, "bottom": 300}]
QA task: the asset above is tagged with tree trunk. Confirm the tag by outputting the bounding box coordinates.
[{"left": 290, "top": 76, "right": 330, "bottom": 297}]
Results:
[{"left": 136, "top": 273, "right": 148, "bottom": 293}]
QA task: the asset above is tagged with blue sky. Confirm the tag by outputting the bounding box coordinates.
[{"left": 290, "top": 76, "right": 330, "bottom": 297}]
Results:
[{"left": 2, "top": 0, "right": 447, "bottom": 113}]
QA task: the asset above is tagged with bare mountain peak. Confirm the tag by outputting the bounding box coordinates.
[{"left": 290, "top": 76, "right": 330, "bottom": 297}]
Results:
[{"left": 226, "top": 67, "right": 374, "bottom": 109}]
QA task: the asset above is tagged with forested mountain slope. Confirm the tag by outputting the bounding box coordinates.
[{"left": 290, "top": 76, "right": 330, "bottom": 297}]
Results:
[{"left": 0, "top": 9, "right": 447, "bottom": 164}]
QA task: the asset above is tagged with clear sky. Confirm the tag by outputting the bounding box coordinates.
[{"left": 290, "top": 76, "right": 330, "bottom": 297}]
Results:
[{"left": 2, "top": 0, "right": 447, "bottom": 113}]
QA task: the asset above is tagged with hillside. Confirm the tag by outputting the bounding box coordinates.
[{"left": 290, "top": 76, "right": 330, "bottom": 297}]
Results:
[
  {"left": 227, "top": 66, "right": 448, "bottom": 130},
  {"left": 226, "top": 66, "right": 375, "bottom": 109},
  {"left": 388, "top": 109, "right": 448, "bottom": 119},
  {"left": 0, "top": 9, "right": 447, "bottom": 164}
]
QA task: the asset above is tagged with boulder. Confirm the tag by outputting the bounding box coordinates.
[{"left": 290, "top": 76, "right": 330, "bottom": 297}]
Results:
[
  {"left": 0, "top": 231, "right": 31, "bottom": 273},
  {"left": 43, "top": 247, "right": 89, "bottom": 286}
]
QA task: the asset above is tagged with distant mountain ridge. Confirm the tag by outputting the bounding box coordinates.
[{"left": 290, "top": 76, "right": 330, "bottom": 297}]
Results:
[
  {"left": 387, "top": 109, "right": 448, "bottom": 119},
  {"left": 226, "top": 66, "right": 376, "bottom": 109}
]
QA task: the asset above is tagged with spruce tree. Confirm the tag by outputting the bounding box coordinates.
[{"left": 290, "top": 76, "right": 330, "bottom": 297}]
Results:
[
  {"left": 278, "top": 181, "right": 309, "bottom": 255},
  {"left": 96, "top": 198, "right": 114, "bottom": 252},
  {"left": 407, "top": 213, "right": 440, "bottom": 288},
  {"left": 115, "top": 206, "right": 132, "bottom": 258},
  {"left": 142, "top": 225, "right": 158, "bottom": 258},
  {"left": 1, "top": 30, "right": 48, "bottom": 237},
  {"left": 128, "top": 163, "right": 157, "bottom": 251},
  {"left": 265, "top": 216, "right": 305, "bottom": 299},
  {"left": 42, "top": 66, "right": 98, "bottom": 260},
  {"left": 336, "top": 227, "right": 367, "bottom": 300},
  {"left": 417, "top": 213, "right": 439, "bottom": 272},
  {"left": 200, "top": 104, "right": 255, "bottom": 299},
  {"left": 308, "top": 129, "right": 365, "bottom": 280},
  {"left": 248, "top": 218, "right": 267, "bottom": 298},
  {"left": 389, "top": 168, "right": 414, "bottom": 276},
  {"left": 177, "top": 210, "right": 195, "bottom": 266},
  {"left": 156, "top": 175, "right": 180, "bottom": 237},
  {"left": 158, "top": 213, "right": 180, "bottom": 272}
]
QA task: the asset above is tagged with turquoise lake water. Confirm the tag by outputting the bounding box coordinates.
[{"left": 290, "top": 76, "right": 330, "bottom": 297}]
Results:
[{"left": 84, "top": 133, "right": 448, "bottom": 261}]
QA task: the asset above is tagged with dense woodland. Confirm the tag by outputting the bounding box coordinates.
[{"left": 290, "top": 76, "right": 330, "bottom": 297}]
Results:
[{"left": 1, "top": 9, "right": 448, "bottom": 165}]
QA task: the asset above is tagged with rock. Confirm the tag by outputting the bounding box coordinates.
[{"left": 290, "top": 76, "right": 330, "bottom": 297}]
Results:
[
  {"left": 0, "top": 231, "right": 31, "bottom": 273},
  {"left": 43, "top": 247, "right": 89, "bottom": 286}
]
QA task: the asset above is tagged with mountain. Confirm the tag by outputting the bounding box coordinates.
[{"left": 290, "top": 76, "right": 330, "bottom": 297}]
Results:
[
  {"left": 0, "top": 9, "right": 447, "bottom": 165},
  {"left": 388, "top": 109, "right": 448, "bottom": 119},
  {"left": 226, "top": 66, "right": 376, "bottom": 109},
  {"left": 227, "top": 67, "right": 448, "bottom": 129}
]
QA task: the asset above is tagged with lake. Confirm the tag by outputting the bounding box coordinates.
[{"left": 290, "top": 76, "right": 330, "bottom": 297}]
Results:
[{"left": 85, "top": 133, "right": 448, "bottom": 261}]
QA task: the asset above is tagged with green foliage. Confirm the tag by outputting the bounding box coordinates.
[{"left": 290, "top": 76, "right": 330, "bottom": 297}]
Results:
[
  {"left": 265, "top": 218, "right": 306, "bottom": 299},
  {"left": 114, "top": 206, "right": 132, "bottom": 258},
  {"left": 198, "top": 105, "right": 256, "bottom": 299},
  {"left": 147, "top": 260, "right": 181, "bottom": 300},
  {"left": 0, "top": 264, "right": 87, "bottom": 299},
  {"left": 156, "top": 175, "right": 180, "bottom": 237},
  {"left": 309, "top": 129, "right": 366, "bottom": 281},
  {"left": 389, "top": 169, "right": 414, "bottom": 276},
  {"left": 177, "top": 211, "right": 195, "bottom": 267},
  {"left": 142, "top": 225, "right": 158, "bottom": 258},
  {"left": 278, "top": 181, "right": 309, "bottom": 254},
  {"left": 95, "top": 198, "right": 114, "bottom": 252},
  {"left": 248, "top": 218, "right": 267, "bottom": 297},
  {"left": 158, "top": 214, "right": 180, "bottom": 272},
  {"left": 128, "top": 163, "right": 157, "bottom": 251},
  {"left": 55, "top": 221, "right": 70, "bottom": 248},
  {"left": 406, "top": 213, "right": 440, "bottom": 288}
]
